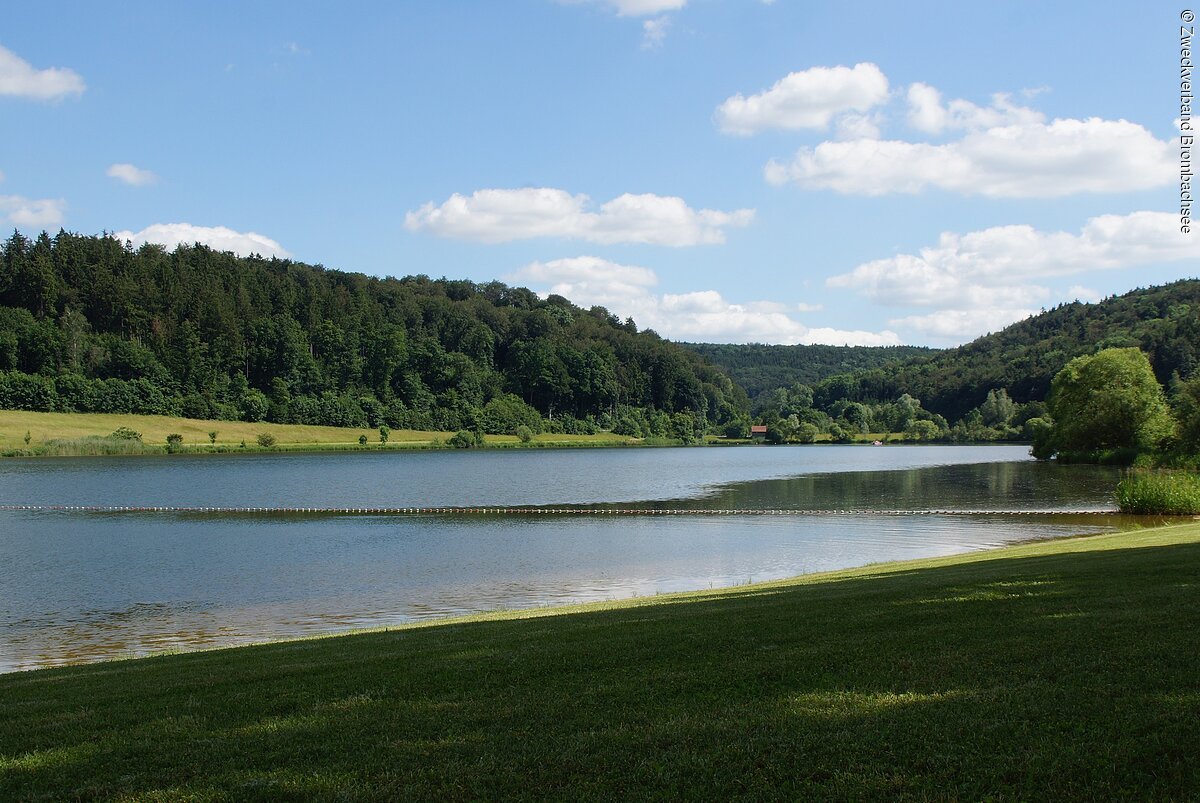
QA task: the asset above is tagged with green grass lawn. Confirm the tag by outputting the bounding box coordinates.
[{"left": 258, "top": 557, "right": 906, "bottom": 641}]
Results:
[
  {"left": 0, "top": 410, "right": 637, "bottom": 454},
  {"left": 3, "top": 524, "right": 1199, "bottom": 798}
]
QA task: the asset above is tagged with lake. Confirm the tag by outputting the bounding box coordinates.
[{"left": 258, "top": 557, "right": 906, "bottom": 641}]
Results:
[{"left": 0, "top": 445, "right": 1129, "bottom": 672}]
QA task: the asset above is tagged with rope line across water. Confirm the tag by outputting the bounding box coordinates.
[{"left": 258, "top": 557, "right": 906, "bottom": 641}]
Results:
[{"left": 0, "top": 504, "right": 1119, "bottom": 517}]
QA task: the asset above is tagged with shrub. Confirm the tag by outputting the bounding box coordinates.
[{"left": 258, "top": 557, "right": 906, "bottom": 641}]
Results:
[
  {"left": 796, "top": 423, "right": 820, "bottom": 443},
  {"left": 110, "top": 426, "right": 142, "bottom": 441},
  {"left": 359, "top": 434, "right": 368, "bottom": 445},
  {"left": 379, "top": 425, "right": 390, "bottom": 444},
  {"left": 23, "top": 430, "right": 30, "bottom": 446},
  {"left": 448, "top": 430, "right": 475, "bottom": 448},
  {"left": 1116, "top": 469, "right": 1200, "bottom": 514},
  {"left": 255, "top": 432, "right": 277, "bottom": 448},
  {"left": 723, "top": 420, "right": 750, "bottom": 440},
  {"left": 515, "top": 424, "right": 534, "bottom": 443},
  {"left": 208, "top": 431, "right": 218, "bottom": 444},
  {"left": 165, "top": 433, "right": 183, "bottom": 453},
  {"left": 828, "top": 423, "right": 852, "bottom": 443}
]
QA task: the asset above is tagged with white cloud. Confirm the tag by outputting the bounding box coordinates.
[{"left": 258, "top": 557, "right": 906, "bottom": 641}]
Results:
[
  {"left": 1, "top": 195, "right": 65, "bottom": 228},
  {"left": 1068, "top": 285, "right": 1102, "bottom": 303},
  {"left": 834, "top": 113, "right": 882, "bottom": 140},
  {"left": 509, "top": 256, "right": 899, "bottom": 346},
  {"left": 560, "top": 0, "right": 686, "bottom": 16},
  {"left": 905, "top": 82, "right": 1043, "bottom": 134},
  {"left": 112, "top": 223, "right": 291, "bottom": 258},
  {"left": 827, "top": 211, "right": 1198, "bottom": 341},
  {"left": 766, "top": 117, "right": 1173, "bottom": 197},
  {"left": 715, "top": 63, "right": 889, "bottom": 135},
  {"left": 0, "top": 44, "right": 85, "bottom": 101},
  {"left": 642, "top": 15, "right": 670, "bottom": 48},
  {"left": 795, "top": 302, "right": 823, "bottom": 312},
  {"left": 405, "top": 188, "right": 754, "bottom": 246},
  {"left": 106, "top": 163, "right": 157, "bottom": 186},
  {"left": 606, "top": 0, "right": 686, "bottom": 15},
  {"left": 888, "top": 309, "right": 1037, "bottom": 341}
]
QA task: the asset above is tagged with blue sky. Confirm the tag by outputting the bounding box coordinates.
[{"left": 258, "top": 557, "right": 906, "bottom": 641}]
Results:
[{"left": 1, "top": 0, "right": 1191, "bottom": 346}]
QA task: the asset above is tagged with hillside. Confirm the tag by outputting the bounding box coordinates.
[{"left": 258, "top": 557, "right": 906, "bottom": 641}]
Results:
[
  {"left": 680, "top": 342, "right": 934, "bottom": 401},
  {"left": 809, "top": 280, "right": 1200, "bottom": 422},
  {"left": 0, "top": 231, "right": 746, "bottom": 439}
]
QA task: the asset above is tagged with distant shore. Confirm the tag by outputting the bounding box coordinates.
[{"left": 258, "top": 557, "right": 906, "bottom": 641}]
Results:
[{"left": 0, "top": 409, "right": 1027, "bottom": 458}]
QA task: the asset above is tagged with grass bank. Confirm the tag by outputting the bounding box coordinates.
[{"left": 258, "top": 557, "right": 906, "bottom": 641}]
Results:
[
  {"left": 0, "top": 410, "right": 637, "bottom": 456},
  {"left": 3, "top": 524, "right": 1199, "bottom": 798}
]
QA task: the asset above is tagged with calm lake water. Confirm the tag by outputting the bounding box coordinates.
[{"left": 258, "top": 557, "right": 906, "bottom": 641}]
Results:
[{"left": 0, "top": 445, "right": 1130, "bottom": 672}]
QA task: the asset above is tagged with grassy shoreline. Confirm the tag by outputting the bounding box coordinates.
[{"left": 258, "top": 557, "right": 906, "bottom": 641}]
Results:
[
  {"left": 0, "top": 409, "right": 641, "bottom": 456},
  {"left": 3, "top": 522, "right": 1198, "bottom": 798},
  {"left": 0, "top": 410, "right": 1025, "bottom": 458}
]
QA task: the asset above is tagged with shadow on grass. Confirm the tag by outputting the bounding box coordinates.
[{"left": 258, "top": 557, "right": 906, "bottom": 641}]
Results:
[{"left": 2, "top": 541, "right": 1199, "bottom": 798}]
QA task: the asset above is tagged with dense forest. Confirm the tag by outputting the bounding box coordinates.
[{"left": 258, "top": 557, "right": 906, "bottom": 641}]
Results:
[
  {"left": 682, "top": 281, "right": 1200, "bottom": 445},
  {"left": 0, "top": 231, "right": 747, "bottom": 440},
  {"left": 795, "top": 281, "right": 1200, "bottom": 423},
  {"left": 680, "top": 342, "right": 934, "bottom": 400}
]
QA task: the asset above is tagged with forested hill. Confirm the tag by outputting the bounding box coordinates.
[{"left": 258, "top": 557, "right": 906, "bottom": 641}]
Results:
[
  {"left": 0, "top": 231, "right": 746, "bottom": 438},
  {"left": 681, "top": 342, "right": 935, "bottom": 400},
  {"left": 813, "top": 280, "right": 1200, "bottom": 422}
]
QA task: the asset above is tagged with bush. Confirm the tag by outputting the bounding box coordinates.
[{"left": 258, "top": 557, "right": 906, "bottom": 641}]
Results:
[
  {"left": 828, "top": 423, "right": 852, "bottom": 443},
  {"left": 208, "top": 431, "right": 218, "bottom": 444},
  {"left": 723, "top": 420, "right": 750, "bottom": 439},
  {"left": 359, "top": 434, "right": 368, "bottom": 445},
  {"left": 448, "top": 430, "right": 475, "bottom": 448},
  {"left": 379, "top": 425, "right": 390, "bottom": 444},
  {"left": 110, "top": 426, "right": 142, "bottom": 441},
  {"left": 1116, "top": 470, "right": 1200, "bottom": 514},
  {"left": 255, "top": 432, "right": 277, "bottom": 448},
  {"left": 166, "top": 433, "right": 183, "bottom": 453},
  {"left": 796, "top": 422, "right": 820, "bottom": 443},
  {"left": 515, "top": 424, "right": 534, "bottom": 443},
  {"left": 481, "top": 394, "right": 543, "bottom": 435}
]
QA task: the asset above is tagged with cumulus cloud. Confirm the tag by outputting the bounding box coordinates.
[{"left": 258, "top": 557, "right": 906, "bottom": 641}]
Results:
[
  {"left": 112, "top": 223, "right": 291, "bottom": 258},
  {"left": 827, "top": 211, "right": 1197, "bottom": 341},
  {"left": 715, "top": 63, "right": 889, "bottom": 135},
  {"left": 0, "top": 44, "right": 85, "bottom": 100},
  {"left": 106, "top": 163, "right": 158, "bottom": 186},
  {"left": 405, "top": 188, "right": 754, "bottom": 246},
  {"left": 723, "top": 67, "right": 1171, "bottom": 197},
  {"left": 765, "top": 117, "right": 1173, "bottom": 197},
  {"left": 1, "top": 195, "right": 65, "bottom": 228},
  {"left": 509, "top": 256, "right": 899, "bottom": 346},
  {"left": 905, "top": 82, "right": 1043, "bottom": 134}
]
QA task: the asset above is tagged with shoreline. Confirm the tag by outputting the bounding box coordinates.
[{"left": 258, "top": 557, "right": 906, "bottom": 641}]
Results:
[
  {"left": 5, "top": 521, "right": 1197, "bottom": 797},
  {"left": 2, "top": 516, "right": 1158, "bottom": 676},
  {"left": 0, "top": 409, "right": 1032, "bottom": 459}
]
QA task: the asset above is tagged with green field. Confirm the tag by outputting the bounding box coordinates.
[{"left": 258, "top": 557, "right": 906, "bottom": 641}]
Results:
[
  {"left": 0, "top": 410, "right": 637, "bottom": 454},
  {"left": 3, "top": 523, "right": 1198, "bottom": 798}
]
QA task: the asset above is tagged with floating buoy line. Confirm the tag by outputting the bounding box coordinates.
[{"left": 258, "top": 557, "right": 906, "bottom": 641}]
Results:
[{"left": 0, "top": 504, "right": 1120, "bottom": 517}]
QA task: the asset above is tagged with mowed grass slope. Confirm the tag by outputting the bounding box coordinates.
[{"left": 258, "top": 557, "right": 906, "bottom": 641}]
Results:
[
  {"left": 0, "top": 410, "right": 634, "bottom": 452},
  {"left": 3, "top": 525, "right": 1199, "bottom": 799}
]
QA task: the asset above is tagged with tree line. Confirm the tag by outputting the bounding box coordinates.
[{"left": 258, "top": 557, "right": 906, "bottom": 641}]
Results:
[
  {"left": 693, "top": 280, "right": 1200, "bottom": 441},
  {"left": 0, "top": 230, "right": 748, "bottom": 439}
]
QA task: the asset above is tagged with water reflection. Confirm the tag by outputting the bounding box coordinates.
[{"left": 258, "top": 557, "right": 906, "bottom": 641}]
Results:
[{"left": 661, "top": 461, "right": 1123, "bottom": 511}]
